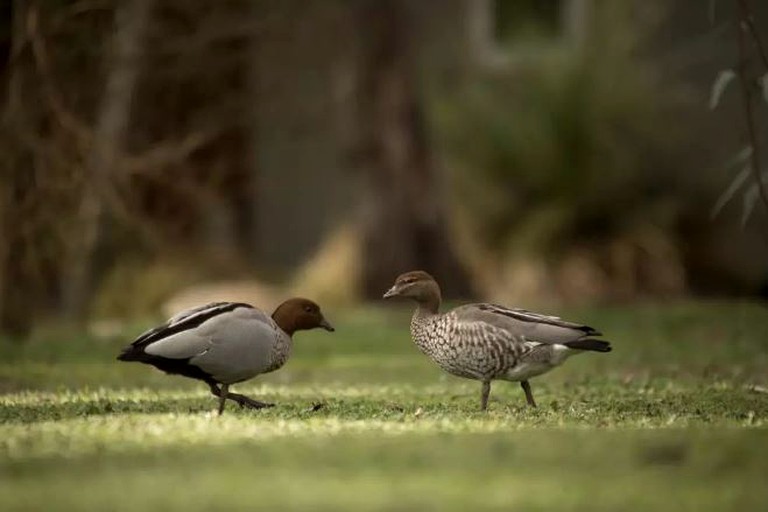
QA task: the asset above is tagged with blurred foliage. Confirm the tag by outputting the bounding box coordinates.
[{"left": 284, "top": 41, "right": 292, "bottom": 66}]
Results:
[
  {"left": 707, "top": 0, "right": 768, "bottom": 229},
  {"left": 90, "top": 257, "right": 208, "bottom": 319},
  {"left": 1, "top": 0, "right": 766, "bottom": 335},
  {"left": 495, "top": 0, "right": 561, "bottom": 39},
  {"left": 437, "top": 2, "right": 679, "bottom": 257}
]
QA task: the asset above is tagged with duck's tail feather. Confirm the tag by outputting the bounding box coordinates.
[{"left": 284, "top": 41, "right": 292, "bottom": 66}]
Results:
[
  {"left": 564, "top": 339, "right": 612, "bottom": 352},
  {"left": 116, "top": 345, "right": 144, "bottom": 361}
]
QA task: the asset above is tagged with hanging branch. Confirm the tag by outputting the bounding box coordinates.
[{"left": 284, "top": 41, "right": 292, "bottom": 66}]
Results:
[
  {"left": 736, "top": 0, "right": 768, "bottom": 70},
  {"left": 27, "top": 6, "right": 91, "bottom": 149},
  {"left": 735, "top": 0, "right": 768, "bottom": 215}
]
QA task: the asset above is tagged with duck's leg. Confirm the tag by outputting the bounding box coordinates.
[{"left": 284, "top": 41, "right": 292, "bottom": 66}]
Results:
[
  {"left": 480, "top": 380, "right": 491, "bottom": 411},
  {"left": 218, "top": 384, "right": 229, "bottom": 415},
  {"left": 520, "top": 380, "right": 537, "bottom": 407},
  {"left": 207, "top": 382, "right": 228, "bottom": 415}
]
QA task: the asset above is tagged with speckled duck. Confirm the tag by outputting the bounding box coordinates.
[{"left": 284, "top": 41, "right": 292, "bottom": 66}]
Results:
[{"left": 383, "top": 271, "right": 611, "bottom": 410}]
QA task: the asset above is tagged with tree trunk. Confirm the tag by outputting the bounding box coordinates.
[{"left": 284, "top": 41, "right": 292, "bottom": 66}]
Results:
[
  {"left": 466, "top": 0, "right": 508, "bottom": 69},
  {"left": 0, "top": 0, "right": 35, "bottom": 338},
  {"left": 357, "top": 0, "right": 472, "bottom": 299},
  {"left": 61, "top": 0, "right": 154, "bottom": 319},
  {"left": 562, "top": 0, "right": 592, "bottom": 50}
]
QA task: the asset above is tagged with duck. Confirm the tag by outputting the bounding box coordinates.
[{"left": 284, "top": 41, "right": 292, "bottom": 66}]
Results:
[
  {"left": 117, "top": 298, "right": 334, "bottom": 415},
  {"left": 383, "top": 271, "right": 611, "bottom": 410}
]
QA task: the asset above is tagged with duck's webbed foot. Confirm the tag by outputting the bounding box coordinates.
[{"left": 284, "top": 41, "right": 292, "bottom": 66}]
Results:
[
  {"left": 208, "top": 382, "right": 274, "bottom": 414},
  {"left": 226, "top": 392, "right": 275, "bottom": 409}
]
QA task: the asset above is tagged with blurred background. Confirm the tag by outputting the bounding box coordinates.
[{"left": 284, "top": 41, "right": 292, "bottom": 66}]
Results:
[{"left": 1, "top": 0, "right": 767, "bottom": 339}]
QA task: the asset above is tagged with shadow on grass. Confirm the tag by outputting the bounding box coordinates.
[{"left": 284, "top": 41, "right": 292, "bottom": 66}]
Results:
[{"left": 0, "top": 397, "right": 218, "bottom": 424}]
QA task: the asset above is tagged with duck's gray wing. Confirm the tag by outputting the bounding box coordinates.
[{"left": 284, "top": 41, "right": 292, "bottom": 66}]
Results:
[
  {"left": 451, "top": 303, "right": 601, "bottom": 344},
  {"left": 129, "top": 302, "right": 254, "bottom": 348},
  {"left": 119, "top": 302, "right": 256, "bottom": 361},
  {"left": 117, "top": 301, "right": 286, "bottom": 383},
  {"left": 137, "top": 305, "right": 280, "bottom": 383}
]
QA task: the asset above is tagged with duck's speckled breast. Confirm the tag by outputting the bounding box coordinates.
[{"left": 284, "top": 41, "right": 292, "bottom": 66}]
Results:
[
  {"left": 411, "top": 310, "right": 545, "bottom": 381},
  {"left": 410, "top": 311, "right": 491, "bottom": 380},
  {"left": 264, "top": 326, "right": 293, "bottom": 374}
]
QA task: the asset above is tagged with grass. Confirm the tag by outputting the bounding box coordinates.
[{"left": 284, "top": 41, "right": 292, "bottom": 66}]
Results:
[{"left": 1, "top": 301, "right": 768, "bottom": 510}]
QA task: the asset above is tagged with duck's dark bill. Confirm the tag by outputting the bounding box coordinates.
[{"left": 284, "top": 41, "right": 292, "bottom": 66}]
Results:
[
  {"left": 320, "top": 318, "right": 335, "bottom": 332},
  {"left": 382, "top": 286, "right": 398, "bottom": 299}
]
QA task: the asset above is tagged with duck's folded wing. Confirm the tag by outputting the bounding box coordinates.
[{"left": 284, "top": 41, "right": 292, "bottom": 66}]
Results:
[
  {"left": 144, "top": 310, "right": 276, "bottom": 372},
  {"left": 120, "top": 303, "right": 280, "bottom": 383},
  {"left": 130, "top": 302, "right": 255, "bottom": 348},
  {"left": 143, "top": 330, "right": 212, "bottom": 360},
  {"left": 453, "top": 303, "right": 601, "bottom": 344},
  {"left": 118, "top": 302, "right": 256, "bottom": 361}
]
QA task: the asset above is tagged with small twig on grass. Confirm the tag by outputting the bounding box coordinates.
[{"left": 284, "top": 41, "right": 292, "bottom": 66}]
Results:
[{"left": 306, "top": 402, "right": 325, "bottom": 413}]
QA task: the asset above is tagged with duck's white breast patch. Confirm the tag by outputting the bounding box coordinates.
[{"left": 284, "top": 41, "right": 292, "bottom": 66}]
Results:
[{"left": 503, "top": 361, "right": 553, "bottom": 381}]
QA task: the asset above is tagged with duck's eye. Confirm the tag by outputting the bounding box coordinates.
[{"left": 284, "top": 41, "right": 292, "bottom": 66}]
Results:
[
  {"left": 402, "top": 278, "right": 415, "bottom": 285},
  {"left": 304, "top": 305, "right": 313, "bottom": 313}
]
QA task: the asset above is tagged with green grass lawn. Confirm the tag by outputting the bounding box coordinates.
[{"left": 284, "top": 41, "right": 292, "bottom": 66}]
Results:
[{"left": 1, "top": 301, "right": 768, "bottom": 511}]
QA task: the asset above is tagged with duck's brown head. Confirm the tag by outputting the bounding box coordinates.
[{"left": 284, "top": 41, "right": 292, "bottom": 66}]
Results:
[
  {"left": 272, "top": 298, "right": 334, "bottom": 336},
  {"left": 382, "top": 270, "right": 441, "bottom": 312}
]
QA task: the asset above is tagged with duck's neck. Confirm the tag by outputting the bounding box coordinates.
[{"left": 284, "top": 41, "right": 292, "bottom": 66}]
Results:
[
  {"left": 271, "top": 304, "right": 297, "bottom": 336},
  {"left": 414, "top": 293, "right": 440, "bottom": 318}
]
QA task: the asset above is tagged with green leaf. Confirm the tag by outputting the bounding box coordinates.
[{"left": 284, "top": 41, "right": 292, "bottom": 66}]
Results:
[
  {"left": 712, "top": 165, "right": 750, "bottom": 218},
  {"left": 709, "top": 69, "right": 736, "bottom": 110}
]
